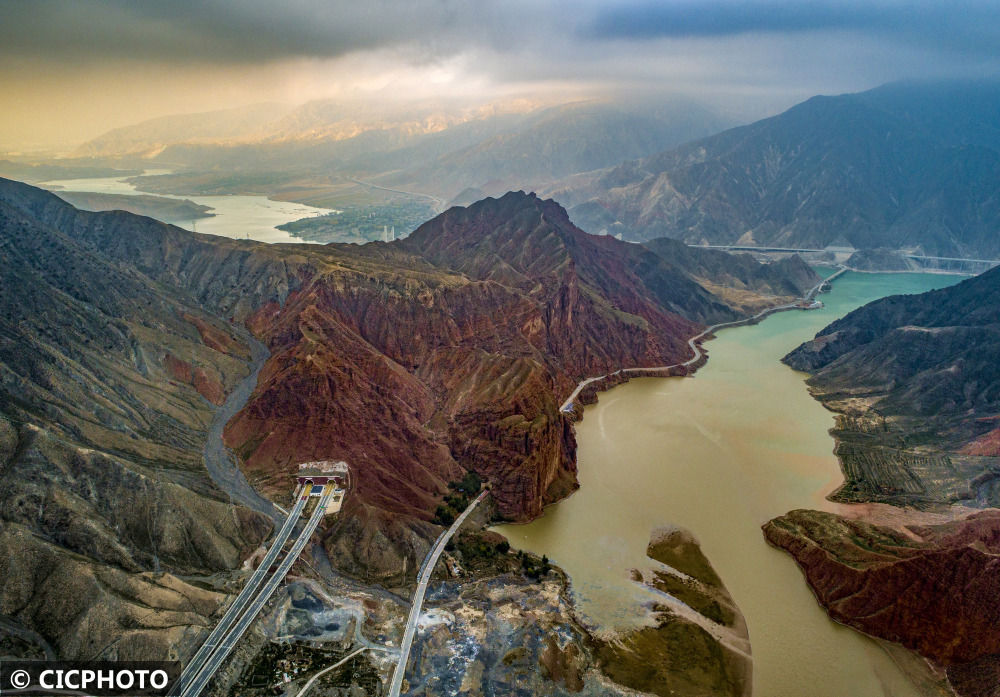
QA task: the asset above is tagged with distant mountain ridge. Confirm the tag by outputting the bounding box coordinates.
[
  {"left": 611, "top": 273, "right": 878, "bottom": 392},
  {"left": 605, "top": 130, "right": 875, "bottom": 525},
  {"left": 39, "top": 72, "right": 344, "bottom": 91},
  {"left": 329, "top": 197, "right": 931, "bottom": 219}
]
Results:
[
  {"left": 73, "top": 103, "right": 289, "bottom": 158},
  {"left": 376, "top": 100, "right": 732, "bottom": 200},
  {"left": 553, "top": 80, "right": 1000, "bottom": 258},
  {"left": 71, "top": 99, "right": 734, "bottom": 204}
]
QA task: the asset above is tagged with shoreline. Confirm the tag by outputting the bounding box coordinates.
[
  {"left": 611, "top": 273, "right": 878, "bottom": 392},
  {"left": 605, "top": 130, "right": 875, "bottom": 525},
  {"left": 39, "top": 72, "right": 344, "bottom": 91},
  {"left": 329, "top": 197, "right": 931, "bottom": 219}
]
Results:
[
  {"left": 842, "top": 267, "right": 976, "bottom": 277},
  {"left": 507, "top": 269, "right": 960, "bottom": 697},
  {"left": 497, "top": 267, "right": 853, "bottom": 540},
  {"left": 559, "top": 267, "right": 846, "bottom": 417},
  {"left": 502, "top": 267, "right": 850, "bottom": 627}
]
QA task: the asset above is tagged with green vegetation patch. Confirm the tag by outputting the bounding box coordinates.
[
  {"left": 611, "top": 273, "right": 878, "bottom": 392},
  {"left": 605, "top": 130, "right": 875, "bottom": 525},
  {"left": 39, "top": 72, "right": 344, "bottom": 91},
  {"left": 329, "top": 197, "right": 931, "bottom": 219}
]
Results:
[
  {"left": 431, "top": 471, "right": 482, "bottom": 525},
  {"left": 279, "top": 201, "right": 437, "bottom": 244},
  {"left": 596, "top": 613, "right": 748, "bottom": 697},
  {"left": 446, "top": 529, "right": 518, "bottom": 577},
  {"left": 649, "top": 572, "right": 735, "bottom": 627},
  {"left": 516, "top": 549, "right": 551, "bottom": 580},
  {"left": 647, "top": 529, "right": 723, "bottom": 588}
]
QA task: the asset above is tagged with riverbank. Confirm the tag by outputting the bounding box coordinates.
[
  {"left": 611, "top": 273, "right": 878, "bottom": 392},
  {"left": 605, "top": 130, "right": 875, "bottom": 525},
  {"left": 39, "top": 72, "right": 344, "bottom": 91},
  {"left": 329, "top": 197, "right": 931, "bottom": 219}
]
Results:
[
  {"left": 560, "top": 267, "right": 845, "bottom": 418},
  {"left": 767, "top": 268, "right": 1000, "bottom": 697}
]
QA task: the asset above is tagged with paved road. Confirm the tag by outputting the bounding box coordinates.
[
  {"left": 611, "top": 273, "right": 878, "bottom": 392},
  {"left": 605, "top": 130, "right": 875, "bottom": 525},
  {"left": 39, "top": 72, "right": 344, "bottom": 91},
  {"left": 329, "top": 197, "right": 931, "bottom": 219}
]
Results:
[
  {"left": 697, "top": 245, "right": 1000, "bottom": 268},
  {"left": 177, "top": 485, "right": 308, "bottom": 694},
  {"left": 695, "top": 244, "right": 827, "bottom": 253},
  {"left": 346, "top": 177, "right": 444, "bottom": 211},
  {"left": 293, "top": 647, "right": 370, "bottom": 697},
  {"left": 182, "top": 490, "right": 333, "bottom": 697},
  {"left": 0, "top": 616, "right": 56, "bottom": 660},
  {"left": 387, "top": 491, "right": 488, "bottom": 697},
  {"left": 559, "top": 269, "right": 846, "bottom": 413}
]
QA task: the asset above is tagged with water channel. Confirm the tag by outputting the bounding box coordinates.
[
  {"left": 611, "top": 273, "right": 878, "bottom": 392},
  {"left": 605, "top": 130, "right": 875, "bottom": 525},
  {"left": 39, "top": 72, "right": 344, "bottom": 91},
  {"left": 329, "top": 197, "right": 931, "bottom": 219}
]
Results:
[{"left": 496, "top": 271, "right": 963, "bottom": 697}]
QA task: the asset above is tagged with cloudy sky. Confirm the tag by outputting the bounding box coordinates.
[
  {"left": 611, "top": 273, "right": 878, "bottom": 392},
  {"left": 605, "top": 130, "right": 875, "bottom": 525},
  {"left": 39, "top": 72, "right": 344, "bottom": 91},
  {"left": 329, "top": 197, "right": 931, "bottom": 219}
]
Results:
[{"left": 2, "top": 0, "right": 999, "bottom": 150}]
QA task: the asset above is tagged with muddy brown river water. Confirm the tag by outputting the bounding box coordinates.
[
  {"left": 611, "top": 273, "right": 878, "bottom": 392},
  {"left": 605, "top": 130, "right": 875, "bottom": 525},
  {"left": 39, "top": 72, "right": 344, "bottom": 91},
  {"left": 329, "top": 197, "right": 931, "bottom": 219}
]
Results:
[{"left": 496, "top": 271, "right": 963, "bottom": 697}]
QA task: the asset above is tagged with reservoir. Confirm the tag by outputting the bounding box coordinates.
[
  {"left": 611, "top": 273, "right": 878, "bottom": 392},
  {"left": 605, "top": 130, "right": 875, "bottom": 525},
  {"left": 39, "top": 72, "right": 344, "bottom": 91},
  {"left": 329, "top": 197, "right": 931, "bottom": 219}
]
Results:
[
  {"left": 496, "top": 271, "right": 963, "bottom": 697},
  {"left": 39, "top": 171, "right": 329, "bottom": 243}
]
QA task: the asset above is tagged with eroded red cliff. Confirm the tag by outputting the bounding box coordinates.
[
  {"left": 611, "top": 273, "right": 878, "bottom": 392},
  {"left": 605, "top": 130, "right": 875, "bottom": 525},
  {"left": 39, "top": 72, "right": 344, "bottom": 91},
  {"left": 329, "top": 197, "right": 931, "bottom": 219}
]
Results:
[
  {"left": 222, "top": 193, "right": 719, "bottom": 575},
  {"left": 764, "top": 509, "right": 1000, "bottom": 697}
]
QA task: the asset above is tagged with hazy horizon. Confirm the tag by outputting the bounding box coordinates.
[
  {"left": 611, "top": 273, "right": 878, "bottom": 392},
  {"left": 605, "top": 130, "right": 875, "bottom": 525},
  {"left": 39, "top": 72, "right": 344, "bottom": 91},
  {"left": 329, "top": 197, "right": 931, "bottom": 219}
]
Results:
[{"left": 3, "top": 0, "right": 1000, "bottom": 153}]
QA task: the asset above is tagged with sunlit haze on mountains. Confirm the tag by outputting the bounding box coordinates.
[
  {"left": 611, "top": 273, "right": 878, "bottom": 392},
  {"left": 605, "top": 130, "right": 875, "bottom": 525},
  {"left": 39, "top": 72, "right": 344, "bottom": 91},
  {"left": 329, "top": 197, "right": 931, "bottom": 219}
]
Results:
[{"left": 3, "top": 0, "right": 1000, "bottom": 150}]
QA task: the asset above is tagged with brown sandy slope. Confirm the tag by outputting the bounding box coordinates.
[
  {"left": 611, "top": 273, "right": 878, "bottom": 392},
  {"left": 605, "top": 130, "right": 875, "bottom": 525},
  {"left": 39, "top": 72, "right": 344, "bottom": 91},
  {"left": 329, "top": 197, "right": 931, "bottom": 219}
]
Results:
[{"left": 0, "top": 180, "right": 272, "bottom": 660}]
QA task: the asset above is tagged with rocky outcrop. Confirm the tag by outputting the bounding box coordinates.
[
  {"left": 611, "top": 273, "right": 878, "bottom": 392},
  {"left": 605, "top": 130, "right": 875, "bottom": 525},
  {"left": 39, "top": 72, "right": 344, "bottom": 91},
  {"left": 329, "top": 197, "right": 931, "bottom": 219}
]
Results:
[
  {"left": 224, "top": 193, "right": 720, "bottom": 576},
  {"left": 227, "top": 194, "right": 786, "bottom": 533},
  {"left": 0, "top": 178, "right": 829, "bottom": 597},
  {"left": 764, "top": 510, "right": 1000, "bottom": 697},
  {"left": 402, "top": 572, "right": 614, "bottom": 697},
  {"left": 163, "top": 352, "right": 226, "bottom": 405}
]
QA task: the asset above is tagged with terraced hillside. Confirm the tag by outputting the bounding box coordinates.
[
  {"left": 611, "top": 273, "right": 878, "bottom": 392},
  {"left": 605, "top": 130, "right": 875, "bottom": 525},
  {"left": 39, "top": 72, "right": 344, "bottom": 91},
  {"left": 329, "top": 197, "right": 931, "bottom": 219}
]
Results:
[{"left": 771, "top": 267, "right": 1000, "bottom": 697}]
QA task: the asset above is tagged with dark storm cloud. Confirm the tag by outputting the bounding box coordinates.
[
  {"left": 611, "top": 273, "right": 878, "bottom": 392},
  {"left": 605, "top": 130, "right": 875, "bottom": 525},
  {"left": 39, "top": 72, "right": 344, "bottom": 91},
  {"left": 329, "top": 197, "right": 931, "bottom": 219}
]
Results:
[
  {"left": 0, "top": 0, "right": 519, "bottom": 64},
  {"left": 587, "top": 1, "right": 891, "bottom": 38},
  {"left": 2, "top": 0, "right": 1000, "bottom": 121},
  {"left": 585, "top": 1, "right": 1000, "bottom": 57},
  {"left": 3, "top": 0, "right": 1000, "bottom": 72}
]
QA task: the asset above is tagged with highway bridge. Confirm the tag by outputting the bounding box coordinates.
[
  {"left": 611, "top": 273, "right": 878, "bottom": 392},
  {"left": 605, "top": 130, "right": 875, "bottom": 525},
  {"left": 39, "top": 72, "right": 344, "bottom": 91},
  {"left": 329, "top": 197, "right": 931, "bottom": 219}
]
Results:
[
  {"left": 697, "top": 244, "right": 1000, "bottom": 268},
  {"left": 179, "top": 485, "right": 334, "bottom": 697},
  {"left": 387, "top": 490, "right": 488, "bottom": 697},
  {"left": 696, "top": 244, "right": 827, "bottom": 253}
]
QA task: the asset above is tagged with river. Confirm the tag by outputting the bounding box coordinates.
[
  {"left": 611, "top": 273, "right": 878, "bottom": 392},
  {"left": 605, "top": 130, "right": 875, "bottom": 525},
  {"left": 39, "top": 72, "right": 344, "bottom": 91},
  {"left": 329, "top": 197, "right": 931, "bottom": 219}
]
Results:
[
  {"left": 39, "top": 171, "right": 329, "bottom": 243},
  {"left": 495, "top": 271, "right": 963, "bottom": 697}
]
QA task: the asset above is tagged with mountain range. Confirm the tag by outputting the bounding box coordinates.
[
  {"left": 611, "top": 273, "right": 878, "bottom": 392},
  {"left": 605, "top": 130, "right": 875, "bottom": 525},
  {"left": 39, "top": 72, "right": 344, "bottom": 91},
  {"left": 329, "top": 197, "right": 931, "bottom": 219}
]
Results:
[
  {"left": 70, "top": 99, "right": 734, "bottom": 205},
  {"left": 0, "top": 177, "right": 817, "bottom": 662},
  {"left": 64, "top": 80, "right": 1000, "bottom": 262},
  {"left": 551, "top": 80, "right": 1000, "bottom": 258}
]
